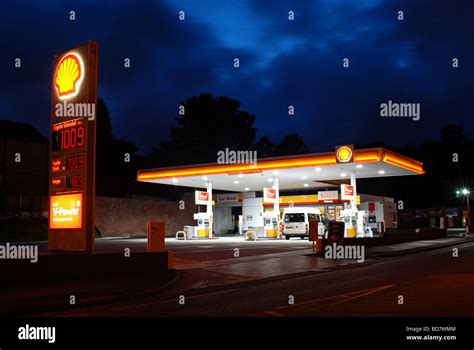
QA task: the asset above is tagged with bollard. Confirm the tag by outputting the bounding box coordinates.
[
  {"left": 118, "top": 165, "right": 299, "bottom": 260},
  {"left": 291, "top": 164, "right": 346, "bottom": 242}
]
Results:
[
  {"left": 309, "top": 218, "right": 323, "bottom": 254},
  {"left": 147, "top": 221, "right": 165, "bottom": 252}
]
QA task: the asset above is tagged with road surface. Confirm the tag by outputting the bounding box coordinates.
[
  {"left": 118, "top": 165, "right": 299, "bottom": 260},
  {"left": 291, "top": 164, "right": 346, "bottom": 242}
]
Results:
[{"left": 42, "top": 241, "right": 474, "bottom": 317}]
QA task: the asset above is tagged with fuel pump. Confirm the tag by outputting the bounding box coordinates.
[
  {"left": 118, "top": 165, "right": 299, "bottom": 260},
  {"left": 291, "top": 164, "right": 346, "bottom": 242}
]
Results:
[
  {"left": 263, "top": 211, "right": 278, "bottom": 238},
  {"left": 339, "top": 209, "right": 373, "bottom": 238},
  {"left": 356, "top": 210, "right": 373, "bottom": 238},
  {"left": 368, "top": 211, "right": 377, "bottom": 231},
  {"left": 338, "top": 209, "right": 357, "bottom": 238},
  {"left": 194, "top": 212, "right": 212, "bottom": 238}
]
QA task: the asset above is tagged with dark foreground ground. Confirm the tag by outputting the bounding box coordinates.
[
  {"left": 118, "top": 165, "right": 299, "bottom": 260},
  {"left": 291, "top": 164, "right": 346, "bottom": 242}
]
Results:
[{"left": 31, "top": 238, "right": 474, "bottom": 317}]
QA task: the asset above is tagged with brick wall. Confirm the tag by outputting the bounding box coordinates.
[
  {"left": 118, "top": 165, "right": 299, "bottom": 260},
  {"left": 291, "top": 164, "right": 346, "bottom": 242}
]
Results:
[{"left": 96, "top": 193, "right": 198, "bottom": 237}]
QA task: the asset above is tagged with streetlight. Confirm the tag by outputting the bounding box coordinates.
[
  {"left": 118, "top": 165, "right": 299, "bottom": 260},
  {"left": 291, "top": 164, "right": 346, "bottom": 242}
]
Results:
[
  {"left": 457, "top": 188, "right": 471, "bottom": 232},
  {"left": 461, "top": 189, "right": 470, "bottom": 211}
]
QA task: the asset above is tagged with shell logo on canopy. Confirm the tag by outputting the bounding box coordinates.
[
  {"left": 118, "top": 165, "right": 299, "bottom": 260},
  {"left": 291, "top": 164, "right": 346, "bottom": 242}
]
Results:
[
  {"left": 54, "top": 53, "right": 84, "bottom": 100},
  {"left": 336, "top": 145, "right": 354, "bottom": 163}
]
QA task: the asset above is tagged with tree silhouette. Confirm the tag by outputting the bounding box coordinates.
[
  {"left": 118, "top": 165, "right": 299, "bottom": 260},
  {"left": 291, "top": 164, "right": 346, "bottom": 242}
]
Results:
[
  {"left": 96, "top": 97, "right": 113, "bottom": 145},
  {"left": 274, "top": 133, "right": 310, "bottom": 156},
  {"left": 440, "top": 124, "right": 465, "bottom": 146},
  {"left": 358, "top": 124, "right": 474, "bottom": 210},
  {"left": 253, "top": 136, "right": 275, "bottom": 158},
  {"left": 95, "top": 98, "right": 138, "bottom": 197},
  {"left": 158, "top": 93, "right": 257, "bottom": 165}
]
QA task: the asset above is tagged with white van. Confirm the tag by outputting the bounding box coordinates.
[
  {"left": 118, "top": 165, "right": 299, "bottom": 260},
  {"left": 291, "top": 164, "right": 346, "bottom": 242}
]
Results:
[{"left": 282, "top": 207, "right": 327, "bottom": 240}]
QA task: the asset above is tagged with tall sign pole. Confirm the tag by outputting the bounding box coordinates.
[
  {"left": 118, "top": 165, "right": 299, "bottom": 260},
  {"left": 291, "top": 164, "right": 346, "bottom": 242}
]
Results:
[{"left": 48, "top": 41, "right": 98, "bottom": 253}]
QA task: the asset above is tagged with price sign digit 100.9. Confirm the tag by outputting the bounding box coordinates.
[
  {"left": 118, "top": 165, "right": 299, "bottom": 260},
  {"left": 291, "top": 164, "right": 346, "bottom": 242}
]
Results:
[{"left": 51, "top": 119, "right": 85, "bottom": 152}]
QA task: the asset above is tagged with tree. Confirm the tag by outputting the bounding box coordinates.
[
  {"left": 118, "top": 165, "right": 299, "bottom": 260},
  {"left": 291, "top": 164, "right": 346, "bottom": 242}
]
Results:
[
  {"left": 95, "top": 98, "right": 139, "bottom": 197},
  {"left": 253, "top": 136, "right": 275, "bottom": 158},
  {"left": 440, "top": 124, "right": 464, "bottom": 146},
  {"left": 96, "top": 97, "right": 113, "bottom": 146},
  {"left": 159, "top": 93, "right": 257, "bottom": 165},
  {"left": 96, "top": 97, "right": 113, "bottom": 195},
  {"left": 274, "top": 133, "right": 310, "bottom": 156},
  {"left": 358, "top": 124, "right": 474, "bottom": 209}
]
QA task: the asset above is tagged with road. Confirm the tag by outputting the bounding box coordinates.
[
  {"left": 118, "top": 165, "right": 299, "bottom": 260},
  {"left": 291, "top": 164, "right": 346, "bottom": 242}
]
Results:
[{"left": 42, "top": 241, "right": 474, "bottom": 317}]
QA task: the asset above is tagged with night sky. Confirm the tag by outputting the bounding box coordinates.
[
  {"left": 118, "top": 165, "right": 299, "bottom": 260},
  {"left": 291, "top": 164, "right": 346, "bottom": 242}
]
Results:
[{"left": 1, "top": 0, "right": 473, "bottom": 154}]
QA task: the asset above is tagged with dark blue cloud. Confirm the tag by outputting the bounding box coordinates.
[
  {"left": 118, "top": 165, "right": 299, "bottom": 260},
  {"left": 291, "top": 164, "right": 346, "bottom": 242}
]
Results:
[{"left": 1, "top": 0, "right": 473, "bottom": 153}]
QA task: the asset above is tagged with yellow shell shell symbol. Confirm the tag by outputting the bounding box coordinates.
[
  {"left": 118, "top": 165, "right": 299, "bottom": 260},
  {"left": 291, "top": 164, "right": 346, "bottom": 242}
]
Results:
[
  {"left": 55, "top": 54, "right": 82, "bottom": 98},
  {"left": 337, "top": 146, "right": 352, "bottom": 162}
]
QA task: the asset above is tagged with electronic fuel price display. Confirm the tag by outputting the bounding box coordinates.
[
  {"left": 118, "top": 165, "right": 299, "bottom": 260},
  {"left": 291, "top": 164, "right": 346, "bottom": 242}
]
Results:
[
  {"left": 51, "top": 119, "right": 85, "bottom": 152},
  {"left": 48, "top": 41, "right": 98, "bottom": 253},
  {"left": 50, "top": 119, "right": 87, "bottom": 191}
]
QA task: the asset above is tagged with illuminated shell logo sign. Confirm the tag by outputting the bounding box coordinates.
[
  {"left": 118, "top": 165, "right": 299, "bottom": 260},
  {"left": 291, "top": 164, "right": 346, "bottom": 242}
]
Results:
[
  {"left": 336, "top": 146, "right": 353, "bottom": 163},
  {"left": 55, "top": 53, "right": 83, "bottom": 99}
]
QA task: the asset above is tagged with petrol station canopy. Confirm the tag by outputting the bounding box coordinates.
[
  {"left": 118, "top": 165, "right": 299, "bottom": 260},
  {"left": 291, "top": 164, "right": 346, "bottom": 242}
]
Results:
[{"left": 137, "top": 147, "right": 424, "bottom": 191}]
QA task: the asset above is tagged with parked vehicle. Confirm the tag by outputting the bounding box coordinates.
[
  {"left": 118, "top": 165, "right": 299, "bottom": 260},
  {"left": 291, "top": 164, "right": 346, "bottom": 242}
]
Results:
[{"left": 282, "top": 207, "right": 327, "bottom": 240}]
